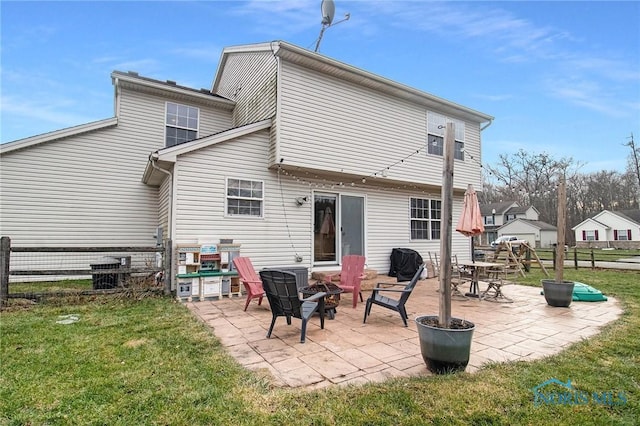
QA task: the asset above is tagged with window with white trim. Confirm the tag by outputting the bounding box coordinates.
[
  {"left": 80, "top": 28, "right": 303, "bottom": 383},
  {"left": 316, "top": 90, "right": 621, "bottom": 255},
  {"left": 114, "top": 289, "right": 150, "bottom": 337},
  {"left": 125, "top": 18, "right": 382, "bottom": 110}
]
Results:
[
  {"left": 485, "top": 216, "right": 494, "bottom": 225},
  {"left": 166, "top": 102, "right": 199, "bottom": 147},
  {"left": 615, "top": 229, "right": 631, "bottom": 241},
  {"left": 226, "top": 178, "right": 264, "bottom": 217},
  {"left": 427, "top": 112, "right": 465, "bottom": 160},
  {"left": 584, "top": 230, "right": 597, "bottom": 241},
  {"left": 410, "top": 197, "right": 441, "bottom": 240}
]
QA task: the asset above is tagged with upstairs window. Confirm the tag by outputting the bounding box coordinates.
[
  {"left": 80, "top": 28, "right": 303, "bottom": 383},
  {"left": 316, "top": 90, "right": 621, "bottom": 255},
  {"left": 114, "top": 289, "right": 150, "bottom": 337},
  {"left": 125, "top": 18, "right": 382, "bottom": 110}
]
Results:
[
  {"left": 166, "top": 102, "right": 199, "bottom": 147},
  {"left": 485, "top": 216, "right": 495, "bottom": 225},
  {"left": 410, "top": 197, "right": 441, "bottom": 240},
  {"left": 226, "top": 178, "right": 264, "bottom": 217},
  {"left": 427, "top": 112, "right": 465, "bottom": 160}
]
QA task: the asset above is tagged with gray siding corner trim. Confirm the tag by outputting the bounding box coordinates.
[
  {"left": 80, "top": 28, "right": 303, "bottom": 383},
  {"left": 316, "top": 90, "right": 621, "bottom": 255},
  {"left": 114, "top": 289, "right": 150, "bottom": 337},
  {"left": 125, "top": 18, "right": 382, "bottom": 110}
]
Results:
[{"left": 0, "top": 117, "right": 118, "bottom": 154}]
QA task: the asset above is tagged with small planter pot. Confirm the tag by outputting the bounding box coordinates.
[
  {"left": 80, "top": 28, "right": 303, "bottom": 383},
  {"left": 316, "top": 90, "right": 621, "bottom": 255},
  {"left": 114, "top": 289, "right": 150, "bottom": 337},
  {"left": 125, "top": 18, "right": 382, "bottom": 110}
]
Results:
[
  {"left": 541, "top": 279, "right": 575, "bottom": 307},
  {"left": 415, "top": 315, "right": 475, "bottom": 374}
]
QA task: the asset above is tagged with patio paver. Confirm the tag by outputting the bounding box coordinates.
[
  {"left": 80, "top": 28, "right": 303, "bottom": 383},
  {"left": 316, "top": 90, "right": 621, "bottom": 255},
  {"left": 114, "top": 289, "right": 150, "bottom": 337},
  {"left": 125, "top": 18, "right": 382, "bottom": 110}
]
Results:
[{"left": 186, "top": 276, "right": 622, "bottom": 388}]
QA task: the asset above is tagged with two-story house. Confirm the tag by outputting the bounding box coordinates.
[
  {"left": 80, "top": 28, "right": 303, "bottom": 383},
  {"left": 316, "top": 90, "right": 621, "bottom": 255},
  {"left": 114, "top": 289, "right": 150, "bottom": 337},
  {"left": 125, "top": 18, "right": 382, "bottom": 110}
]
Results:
[
  {"left": 0, "top": 41, "right": 493, "bottom": 289},
  {"left": 479, "top": 201, "right": 556, "bottom": 247}
]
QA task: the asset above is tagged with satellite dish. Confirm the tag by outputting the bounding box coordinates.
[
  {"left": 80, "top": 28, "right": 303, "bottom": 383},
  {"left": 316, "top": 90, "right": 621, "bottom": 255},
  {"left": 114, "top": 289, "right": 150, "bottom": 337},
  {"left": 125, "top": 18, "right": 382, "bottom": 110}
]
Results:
[
  {"left": 315, "top": 0, "right": 349, "bottom": 52},
  {"left": 321, "top": 0, "right": 335, "bottom": 26}
]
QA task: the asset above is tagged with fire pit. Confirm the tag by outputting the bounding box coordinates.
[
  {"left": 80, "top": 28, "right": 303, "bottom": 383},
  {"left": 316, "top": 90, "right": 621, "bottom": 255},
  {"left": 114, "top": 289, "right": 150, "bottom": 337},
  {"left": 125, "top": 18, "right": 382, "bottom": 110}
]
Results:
[{"left": 299, "top": 282, "right": 344, "bottom": 319}]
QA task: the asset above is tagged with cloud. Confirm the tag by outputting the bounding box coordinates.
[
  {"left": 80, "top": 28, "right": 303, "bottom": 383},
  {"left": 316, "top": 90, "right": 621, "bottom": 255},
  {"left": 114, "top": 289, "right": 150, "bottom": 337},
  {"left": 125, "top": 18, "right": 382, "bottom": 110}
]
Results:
[
  {"left": 544, "top": 76, "right": 631, "bottom": 118},
  {"left": 474, "top": 93, "right": 514, "bottom": 102},
  {"left": 230, "top": 0, "right": 319, "bottom": 34},
  {"left": 0, "top": 95, "right": 95, "bottom": 128}
]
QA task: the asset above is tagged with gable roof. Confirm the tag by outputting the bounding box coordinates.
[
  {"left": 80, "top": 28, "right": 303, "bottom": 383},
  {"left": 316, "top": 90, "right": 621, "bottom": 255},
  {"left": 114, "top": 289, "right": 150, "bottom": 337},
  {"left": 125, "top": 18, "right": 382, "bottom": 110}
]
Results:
[
  {"left": 112, "top": 70, "right": 236, "bottom": 110},
  {"left": 612, "top": 209, "right": 640, "bottom": 225},
  {"left": 506, "top": 205, "right": 538, "bottom": 215},
  {"left": 571, "top": 217, "right": 609, "bottom": 231},
  {"left": 499, "top": 218, "right": 556, "bottom": 231},
  {"left": 0, "top": 117, "right": 118, "bottom": 155},
  {"left": 142, "top": 119, "right": 272, "bottom": 186},
  {"left": 590, "top": 209, "right": 640, "bottom": 228},
  {"left": 213, "top": 41, "right": 493, "bottom": 125},
  {"left": 480, "top": 201, "right": 519, "bottom": 216},
  {"left": 1, "top": 71, "right": 237, "bottom": 153}
]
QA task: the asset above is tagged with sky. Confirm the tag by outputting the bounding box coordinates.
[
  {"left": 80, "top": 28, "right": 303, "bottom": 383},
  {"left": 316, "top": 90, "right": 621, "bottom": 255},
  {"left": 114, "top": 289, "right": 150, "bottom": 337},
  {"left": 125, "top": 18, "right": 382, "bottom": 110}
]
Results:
[{"left": 1, "top": 1, "right": 639, "bottom": 174}]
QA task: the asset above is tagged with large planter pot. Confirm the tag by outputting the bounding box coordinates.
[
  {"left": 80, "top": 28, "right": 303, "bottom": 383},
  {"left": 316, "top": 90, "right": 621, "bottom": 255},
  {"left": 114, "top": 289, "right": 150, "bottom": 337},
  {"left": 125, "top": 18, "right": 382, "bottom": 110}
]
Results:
[
  {"left": 415, "top": 315, "right": 475, "bottom": 374},
  {"left": 541, "top": 279, "right": 575, "bottom": 307}
]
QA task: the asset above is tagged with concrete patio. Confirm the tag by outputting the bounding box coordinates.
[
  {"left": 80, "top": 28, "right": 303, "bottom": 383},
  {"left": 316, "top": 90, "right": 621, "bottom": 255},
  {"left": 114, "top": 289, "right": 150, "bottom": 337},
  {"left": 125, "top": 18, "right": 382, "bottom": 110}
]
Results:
[{"left": 186, "top": 276, "right": 622, "bottom": 389}]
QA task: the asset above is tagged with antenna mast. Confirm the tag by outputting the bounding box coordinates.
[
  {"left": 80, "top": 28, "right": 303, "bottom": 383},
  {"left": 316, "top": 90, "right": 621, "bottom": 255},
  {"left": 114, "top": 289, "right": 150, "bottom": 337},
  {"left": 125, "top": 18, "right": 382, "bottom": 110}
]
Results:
[{"left": 314, "top": 0, "right": 350, "bottom": 52}]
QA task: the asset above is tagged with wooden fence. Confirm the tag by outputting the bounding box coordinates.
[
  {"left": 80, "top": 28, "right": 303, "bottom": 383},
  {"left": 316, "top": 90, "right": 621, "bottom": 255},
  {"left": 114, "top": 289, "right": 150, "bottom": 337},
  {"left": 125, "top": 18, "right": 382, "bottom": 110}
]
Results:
[{"left": 1, "top": 236, "right": 170, "bottom": 304}]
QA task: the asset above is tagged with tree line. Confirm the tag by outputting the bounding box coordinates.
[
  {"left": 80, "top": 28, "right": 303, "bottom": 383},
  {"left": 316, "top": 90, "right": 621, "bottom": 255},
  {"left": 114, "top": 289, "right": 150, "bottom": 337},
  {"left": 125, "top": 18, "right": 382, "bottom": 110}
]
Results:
[{"left": 480, "top": 140, "right": 640, "bottom": 245}]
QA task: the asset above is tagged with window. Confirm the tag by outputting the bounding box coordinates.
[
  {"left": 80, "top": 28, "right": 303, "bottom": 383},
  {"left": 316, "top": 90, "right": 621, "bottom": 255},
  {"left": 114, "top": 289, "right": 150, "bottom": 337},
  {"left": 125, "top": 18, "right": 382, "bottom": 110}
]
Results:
[
  {"left": 485, "top": 216, "right": 494, "bottom": 225},
  {"left": 505, "top": 214, "right": 516, "bottom": 221},
  {"left": 166, "top": 102, "right": 199, "bottom": 147},
  {"left": 583, "top": 230, "right": 598, "bottom": 241},
  {"left": 614, "top": 229, "right": 631, "bottom": 241},
  {"left": 410, "top": 198, "right": 441, "bottom": 240},
  {"left": 226, "top": 178, "right": 263, "bottom": 217},
  {"left": 426, "top": 112, "right": 465, "bottom": 160}
]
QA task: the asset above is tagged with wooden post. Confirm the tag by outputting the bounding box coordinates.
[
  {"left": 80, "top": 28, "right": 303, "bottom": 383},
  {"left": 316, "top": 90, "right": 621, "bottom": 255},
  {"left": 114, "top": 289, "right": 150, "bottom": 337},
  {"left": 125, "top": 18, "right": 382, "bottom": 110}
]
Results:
[
  {"left": 574, "top": 247, "right": 578, "bottom": 270},
  {"left": 555, "top": 177, "right": 566, "bottom": 283},
  {"left": 438, "top": 123, "right": 455, "bottom": 327},
  {"left": 1, "top": 237, "right": 10, "bottom": 304},
  {"left": 164, "top": 239, "right": 172, "bottom": 295}
]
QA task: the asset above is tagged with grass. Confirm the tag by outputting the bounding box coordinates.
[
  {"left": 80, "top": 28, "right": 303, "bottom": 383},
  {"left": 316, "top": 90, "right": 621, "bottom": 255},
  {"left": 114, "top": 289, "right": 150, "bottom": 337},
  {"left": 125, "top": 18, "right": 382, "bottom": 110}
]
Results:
[
  {"left": 1, "top": 268, "right": 639, "bottom": 425},
  {"left": 521, "top": 248, "right": 640, "bottom": 263},
  {"left": 9, "top": 278, "right": 93, "bottom": 294}
]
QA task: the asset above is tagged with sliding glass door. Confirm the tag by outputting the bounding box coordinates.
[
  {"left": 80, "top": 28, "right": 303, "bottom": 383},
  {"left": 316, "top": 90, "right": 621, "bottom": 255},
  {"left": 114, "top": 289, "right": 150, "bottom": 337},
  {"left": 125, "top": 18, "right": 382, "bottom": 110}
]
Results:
[{"left": 313, "top": 192, "right": 364, "bottom": 264}]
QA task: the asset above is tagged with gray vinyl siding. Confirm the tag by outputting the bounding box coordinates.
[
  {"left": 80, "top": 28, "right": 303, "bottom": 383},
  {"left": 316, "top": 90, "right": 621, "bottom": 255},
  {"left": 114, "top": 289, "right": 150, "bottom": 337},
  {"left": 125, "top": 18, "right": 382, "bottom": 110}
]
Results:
[
  {"left": 0, "top": 125, "right": 158, "bottom": 246},
  {"left": 158, "top": 175, "right": 172, "bottom": 241},
  {"left": 172, "top": 128, "right": 313, "bottom": 270},
  {"left": 0, "top": 85, "right": 233, "bottom": 247},
  {"left": 118, "top": 88, "right": 234, "bottom": 142},
  {"left": 277, "top": 61, "right": 482, "bottom": 189},
  {"left": 214, "top": 52, "right": 277, "bottom": 127},
  {"left": 365, "top": 190, "right": 470, "bottom": 268},
  {"left": 170, "top": 127, "right": 471, "bottom": 274}
]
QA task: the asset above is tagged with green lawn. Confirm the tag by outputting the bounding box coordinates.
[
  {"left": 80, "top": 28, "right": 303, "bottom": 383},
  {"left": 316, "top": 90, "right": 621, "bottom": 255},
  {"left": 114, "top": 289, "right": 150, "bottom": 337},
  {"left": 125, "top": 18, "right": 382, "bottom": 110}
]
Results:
[{"left": 1, "top": 269, "right": 638, "bottom": 425}]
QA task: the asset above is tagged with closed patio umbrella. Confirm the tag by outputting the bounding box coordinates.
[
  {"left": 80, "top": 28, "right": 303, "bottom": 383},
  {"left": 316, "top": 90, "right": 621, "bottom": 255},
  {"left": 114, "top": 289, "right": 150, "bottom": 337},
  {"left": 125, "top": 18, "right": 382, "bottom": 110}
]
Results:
[{"left": 455, "top": 184, "right": 485, "bottom": 260}]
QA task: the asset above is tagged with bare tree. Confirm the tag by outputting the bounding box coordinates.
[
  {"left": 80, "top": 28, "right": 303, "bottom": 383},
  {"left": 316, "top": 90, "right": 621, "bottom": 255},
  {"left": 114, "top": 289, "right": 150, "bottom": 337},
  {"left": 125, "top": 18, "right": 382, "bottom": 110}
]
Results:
[
  {"left": 485, "top": 149, "right": 581, "bottom": 224},
  {"left": 483, "top": 149, "right": 638, "bottom": 246},
  {"left": 625, "top": 133, "right": 640, "bottom": 206}
]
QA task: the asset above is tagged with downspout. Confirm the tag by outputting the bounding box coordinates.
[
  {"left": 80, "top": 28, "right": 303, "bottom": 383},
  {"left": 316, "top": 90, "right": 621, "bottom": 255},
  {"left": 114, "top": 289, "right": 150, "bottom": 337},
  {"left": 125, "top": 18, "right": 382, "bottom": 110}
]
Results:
[
  {"left": 149, "top": 151, "right": 174, "bottom": 293},
  {"left": 478, "top": 118, "right": 494, "bottom": 246}
]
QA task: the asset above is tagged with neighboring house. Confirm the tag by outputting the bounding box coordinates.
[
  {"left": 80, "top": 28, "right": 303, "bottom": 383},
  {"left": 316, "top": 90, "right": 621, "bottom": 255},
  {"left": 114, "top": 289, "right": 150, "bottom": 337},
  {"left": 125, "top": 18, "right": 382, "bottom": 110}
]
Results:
[
  {"left": 479, "top": 201, "right": 541, "bottom": 245},
  {"left": 572, "top": 209, "right": 640, "bottom": 249},
  {"left": 0, "top": 41, "right": 493, "bottom": 288},
  {"left": 497, "top": 219, "right": 557, "bottom": 248}
]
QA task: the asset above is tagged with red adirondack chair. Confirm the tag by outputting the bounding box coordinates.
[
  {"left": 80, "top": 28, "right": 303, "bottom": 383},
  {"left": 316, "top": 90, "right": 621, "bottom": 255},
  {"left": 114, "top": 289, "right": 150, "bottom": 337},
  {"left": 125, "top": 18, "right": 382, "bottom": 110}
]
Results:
[
  {"left": 324, "top": 254, "right": 366, "bottom": 308},
  {"left": 233, "top": 257, "right": 265, "bottom": 311}
]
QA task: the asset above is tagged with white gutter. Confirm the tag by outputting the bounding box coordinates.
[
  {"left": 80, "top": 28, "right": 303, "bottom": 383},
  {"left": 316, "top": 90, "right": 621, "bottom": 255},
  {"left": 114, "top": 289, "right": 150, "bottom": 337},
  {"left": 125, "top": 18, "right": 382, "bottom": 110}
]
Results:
[{"left": 480, "top": 118, "right": 494, "bottom": 131}]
